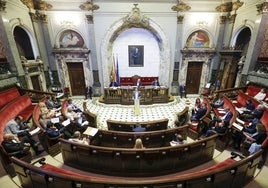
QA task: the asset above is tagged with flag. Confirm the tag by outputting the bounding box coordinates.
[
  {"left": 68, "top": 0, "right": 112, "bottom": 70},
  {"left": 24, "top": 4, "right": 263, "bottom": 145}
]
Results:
[
  {"left": 110, "top": 55, "right": 116, "bottom": 83},
  {"left": 116, "top": 55, "right": 120, "bottom": 86}
]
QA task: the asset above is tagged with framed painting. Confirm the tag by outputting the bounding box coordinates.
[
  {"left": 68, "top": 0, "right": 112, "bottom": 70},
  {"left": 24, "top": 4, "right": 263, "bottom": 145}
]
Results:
[
  {"left": 128, "top": 45, "right": 144, "bottom": 67},
  {"left": 186, "top": 30, "right": 210, "bottom": 48}
]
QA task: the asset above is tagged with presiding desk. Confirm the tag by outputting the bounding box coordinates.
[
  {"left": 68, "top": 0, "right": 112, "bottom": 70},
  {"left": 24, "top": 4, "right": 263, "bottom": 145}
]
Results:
[{"left": 103, "top": 86, "right": 169, "bottom": 105}]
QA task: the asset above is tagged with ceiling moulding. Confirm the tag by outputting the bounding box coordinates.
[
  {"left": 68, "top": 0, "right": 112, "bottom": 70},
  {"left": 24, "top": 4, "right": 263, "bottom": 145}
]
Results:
[
  {"left": 20, "top": 0, "right": 52, "bottom": 10},
  {"left": 171, "top": 1, "right": 191, "bottom": 12},
  {"left": 79, "top": 1, "right": 99, "bottom": 11}
]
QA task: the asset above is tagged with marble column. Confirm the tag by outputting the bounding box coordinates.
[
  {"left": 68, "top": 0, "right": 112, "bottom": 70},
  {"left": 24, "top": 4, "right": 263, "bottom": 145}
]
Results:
[
  {"left": 85, "top": 14, "right": 100, "bottom": 88},
  {"left": 213, "top": 15, "right": 227, "bottom": 83},
  {"left": 171, "top": 15, "right": 184, "bottom": 95}
]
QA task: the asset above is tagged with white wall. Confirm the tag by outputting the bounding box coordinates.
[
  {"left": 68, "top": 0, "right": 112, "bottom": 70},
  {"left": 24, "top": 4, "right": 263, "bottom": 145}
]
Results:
[{"left": 113, "top": 28, "right": 160, "bottom": 77}]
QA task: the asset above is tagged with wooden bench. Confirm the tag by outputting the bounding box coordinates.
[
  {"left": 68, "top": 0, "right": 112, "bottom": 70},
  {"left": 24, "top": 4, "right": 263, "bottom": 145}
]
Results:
[
  {"left": 59, "top": 134, "right": 217, "bottom": 177},
  {"left": 106, "top": 118, "right": 169, "bottom": 132},
  {"left": 90, "top": 125, "right": 188, "bottom": 148},
  {"left": 11, "top": 149, "right": 262, "bottom": 187}
]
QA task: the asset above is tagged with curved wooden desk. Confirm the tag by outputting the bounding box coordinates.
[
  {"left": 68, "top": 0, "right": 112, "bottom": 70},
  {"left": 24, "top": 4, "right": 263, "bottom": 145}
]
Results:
[{"left": 103, "top": 86, "right": 169, "bottom": 105}]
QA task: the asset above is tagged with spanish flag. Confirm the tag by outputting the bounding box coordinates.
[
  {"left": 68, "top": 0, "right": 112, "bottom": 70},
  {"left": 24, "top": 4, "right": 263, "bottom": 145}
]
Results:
[{"left": 110, "top": 55, "right": 117, "bottom": 82}]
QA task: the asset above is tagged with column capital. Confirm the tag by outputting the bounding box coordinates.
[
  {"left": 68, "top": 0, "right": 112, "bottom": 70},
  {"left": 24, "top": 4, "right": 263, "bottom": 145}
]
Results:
[
  {"left": 177, "top": 15, "right": 184, "bottom": 24},
  {"left": 86, "top": 14, "right": 94, "bottom": 24},
  {"left": 79, "top": 1, "right": 99, "bottom": 11},
  {"left": 30, "top": 11, "right": 48, "bottom": 23},
  {"left": 219, "top": 15, "right": 227, "bottom": 24},
  {"left": 229, "top": 14, "right": 237, "bottom": 24},
  {"left": 0, "top": 0, "right": 6, "bottom": 12}
]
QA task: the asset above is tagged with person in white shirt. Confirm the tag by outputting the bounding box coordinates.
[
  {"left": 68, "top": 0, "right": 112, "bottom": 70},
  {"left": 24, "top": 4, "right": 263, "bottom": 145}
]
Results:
[{"left": 254, "top": 88, "right": 266, "bottom": 101}]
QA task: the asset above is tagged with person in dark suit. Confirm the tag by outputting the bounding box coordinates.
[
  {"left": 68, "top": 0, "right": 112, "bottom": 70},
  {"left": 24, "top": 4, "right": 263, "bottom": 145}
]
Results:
[
  {"left": 152, "top": 78, "right": 160, "bottom": 87},
  {"left": 179, "top": 84, "right": 187, "bottom": 98},
  {"left": 2, "top": 133, "right": 31, "bottom": 157},
  {"left": 85, "top": 85, "right": 93, "bottom": 99},
  {"left": 190, "top": 103, "right": 207, "bottom": 121},
  {"left": 109, "top": 81, "right": 118, "bottom": 87}
]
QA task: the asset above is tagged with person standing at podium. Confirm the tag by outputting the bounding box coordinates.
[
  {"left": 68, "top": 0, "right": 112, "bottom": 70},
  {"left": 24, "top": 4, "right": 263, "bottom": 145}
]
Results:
[
  {"left": 133, "top": 87, "right": 141, "bottom": 116},
  {"left": 135, "top": 78, "right": 142, "bottom": 87}
]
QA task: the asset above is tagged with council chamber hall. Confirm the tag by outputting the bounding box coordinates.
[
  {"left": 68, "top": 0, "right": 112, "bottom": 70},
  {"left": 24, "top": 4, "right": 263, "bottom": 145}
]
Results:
[{"left": 0, "top": 0, "right": 268, "bottom": 188}]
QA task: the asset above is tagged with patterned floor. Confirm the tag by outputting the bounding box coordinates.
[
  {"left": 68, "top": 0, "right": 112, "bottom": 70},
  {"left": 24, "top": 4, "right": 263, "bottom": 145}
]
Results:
[{"left": 72, "top": 95, "right": 199, "bottom": 130}]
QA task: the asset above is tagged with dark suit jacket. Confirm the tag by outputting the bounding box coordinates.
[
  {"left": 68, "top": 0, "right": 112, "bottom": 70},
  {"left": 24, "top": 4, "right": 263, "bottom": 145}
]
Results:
[
  {"left": 223, "top": 111, "right": 233, "bottom": 124},
  {"left": 2, "top": 140, "right": 25, "bottom": 153},
  {"left": 191, "top": 107, "right": 207, "bottom": 121}
]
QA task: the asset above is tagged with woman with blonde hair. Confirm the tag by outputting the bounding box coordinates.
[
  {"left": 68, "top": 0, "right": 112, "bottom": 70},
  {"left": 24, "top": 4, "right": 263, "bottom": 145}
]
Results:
[{"left": 133, "top": 138, "right": 145, "bottom": 149}]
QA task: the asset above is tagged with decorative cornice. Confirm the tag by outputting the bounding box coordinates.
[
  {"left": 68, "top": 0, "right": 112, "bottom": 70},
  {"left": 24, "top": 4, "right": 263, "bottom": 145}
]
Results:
[
  {"left": 20, "top": 0, "right": 52, "bottom": 10},
  {"left": 232, "top": 0, "right": 244, "bottom": 12},
  {"left": 86, "top": 14, "right": 94, "bottom": 24},
  {"left": 256, "top": 2, "right": 268, "bottom": 15},
  {"left": 171, "top": 1, "right": 191, "bottom": 12},
  {"left": 79, "top": 1, "right": 99, "bottom": 11},
  {"left": 20, "top": 0, "right": 34, "bottom": 9},
  {"left": 216, "top": 2, "right": 232, "bottom": 13},
  {"left": 35, "top": 0, "right": 52, "bottom": 11},
  {"left": 0, "top": 0, "right": 6, "bottom": 12},
  {"left": 123, "top": 4, "right": 149, "bottom": 27}
]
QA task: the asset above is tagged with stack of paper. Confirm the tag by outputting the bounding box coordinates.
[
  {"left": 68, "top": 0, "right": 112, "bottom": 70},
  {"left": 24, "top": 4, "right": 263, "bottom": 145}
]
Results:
[
  {"left": 232, "top": 122, "right": 244, "bottom": 131},
  {"left": 83, "top": 127, "right": 98, "bottom": 137}
]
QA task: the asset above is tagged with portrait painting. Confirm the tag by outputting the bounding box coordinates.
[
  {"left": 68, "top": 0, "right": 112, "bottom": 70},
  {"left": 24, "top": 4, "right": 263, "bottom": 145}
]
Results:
[
  {"left": 129, "top": 45, "right": 144, "bottom": 67},
  {"left": 186, "top": 30, "right": 210, "bottom": 48},
  {"left": 59, "top": 30, "right": 84, "bottom": 48}
]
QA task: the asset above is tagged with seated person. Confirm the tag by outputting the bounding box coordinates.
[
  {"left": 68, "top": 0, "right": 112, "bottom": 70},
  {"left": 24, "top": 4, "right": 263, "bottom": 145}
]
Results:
[
  {"left": 2, "top": 133, "right": 30, "bottom": 158},
  {"left": 66, "top": 107, "right": 88, "bottom": 132},
  {"left": 240, "top": 104, "right": 264, "bottom": 121},
  {"left": 133, "top": 138, "right": 145, "bottom": 149},
  {"left": 190, "top": 103, "right": 207, "bottom": 122},
  {"left": 203, "top": 107, "right": 233, "bottom": 137},
  {"left": 240, "top": 123, "right": 266, "bottom": 153},
  {"left": 45, "top": 95, "right": 61, "bottom": 110},
  {"left": 45, "top": 122, "right": 62, "bottom": 138},
  {"left": 170, "top": 134, "right": 186, "bottom": 145},
  {"left": 211, "top": 96, "right": 224, "bottom": 108},
  {"left": 192, "top": 98, "right": 202, "bottom": 115},
  {"left": 66, "top": 98, "right": 82, "bottom": 113},
  {"left": 68, "top": 131, "right": 89, "bottom": 145},
  {"left": 243, "top": 118, "right": 259, "bottom": 134},
  {"left": 254, "top": 88, "right": 266, "bottom": 101},
  {"left": 132, "top": 124, "right": 146, "bottom": 132},
  {"left": 245, "top": 99, "right": 255, "bottom": 112},
  {"left": 152, "top": 78, "right": 160, "bottom": 87},
  {"left": 39, "top": 102, "right": 57, "bottom": 119}
]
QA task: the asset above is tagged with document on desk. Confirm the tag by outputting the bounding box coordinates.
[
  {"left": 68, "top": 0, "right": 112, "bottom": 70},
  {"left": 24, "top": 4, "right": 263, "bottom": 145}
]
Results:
[
  {"left": 83, "top": 127, "right": 98, "bottom": 137},
  {"left": 51, "top": 117, "right": 60, "bottom": 124},
  {"left": 62, "top": 119, "right": 70, "bottom": 127},
  {"left": 232, "top": 122, "right": 244, "bottom": 131}
]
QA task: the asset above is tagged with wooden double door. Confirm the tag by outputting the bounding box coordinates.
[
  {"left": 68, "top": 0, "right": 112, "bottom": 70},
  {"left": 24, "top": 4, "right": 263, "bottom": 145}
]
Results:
[
  {"left": 186, "top": 62, "right": 203, "bottom": 94},
  {"left": 67, "top": 62, "right": 85, "bottom": 96}
]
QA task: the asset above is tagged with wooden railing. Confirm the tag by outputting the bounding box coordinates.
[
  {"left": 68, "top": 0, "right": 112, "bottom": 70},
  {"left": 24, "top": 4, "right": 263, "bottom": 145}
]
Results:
[
  {"left": 11, "top": 149, "right": 263, "bottom": 187},
  {"left": 59, "top": 134, "right": 217, "bottom": 177}
]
